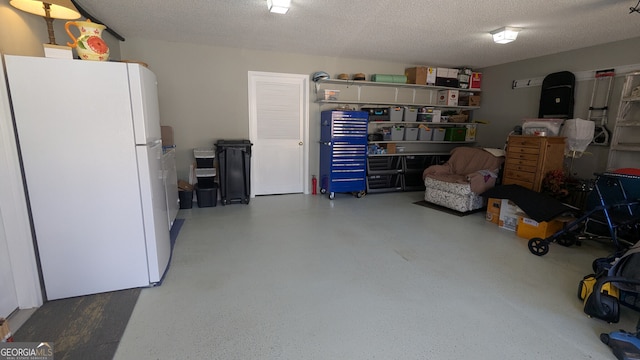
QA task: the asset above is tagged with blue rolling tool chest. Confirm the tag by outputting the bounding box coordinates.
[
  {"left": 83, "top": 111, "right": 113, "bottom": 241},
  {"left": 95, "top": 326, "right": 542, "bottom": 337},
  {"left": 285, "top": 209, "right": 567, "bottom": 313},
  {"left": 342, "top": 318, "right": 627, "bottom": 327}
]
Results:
[{"left": 320, "top": 110, "right": 368, "bottom": 199}]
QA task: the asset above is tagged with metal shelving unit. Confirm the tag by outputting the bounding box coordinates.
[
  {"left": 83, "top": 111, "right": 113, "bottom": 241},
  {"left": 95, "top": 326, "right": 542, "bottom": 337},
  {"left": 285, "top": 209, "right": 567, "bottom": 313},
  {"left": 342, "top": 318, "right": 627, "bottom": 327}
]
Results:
[{"left": 315, "top": 78, "right": 480, "bottom": 194}]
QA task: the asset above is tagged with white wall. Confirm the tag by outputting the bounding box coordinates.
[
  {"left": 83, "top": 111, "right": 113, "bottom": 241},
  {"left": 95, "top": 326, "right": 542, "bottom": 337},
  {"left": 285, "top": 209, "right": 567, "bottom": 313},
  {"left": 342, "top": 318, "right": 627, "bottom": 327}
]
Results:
[{"left": 120, "top": 38, "right": 414, "bottom": 181}]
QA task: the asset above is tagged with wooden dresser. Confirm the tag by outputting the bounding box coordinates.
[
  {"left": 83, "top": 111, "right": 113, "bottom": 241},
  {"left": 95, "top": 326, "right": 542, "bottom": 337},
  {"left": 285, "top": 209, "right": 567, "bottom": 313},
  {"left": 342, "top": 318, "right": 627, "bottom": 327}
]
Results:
[{"left": 503, "top": 135, "right": 566, "bottom": 192}]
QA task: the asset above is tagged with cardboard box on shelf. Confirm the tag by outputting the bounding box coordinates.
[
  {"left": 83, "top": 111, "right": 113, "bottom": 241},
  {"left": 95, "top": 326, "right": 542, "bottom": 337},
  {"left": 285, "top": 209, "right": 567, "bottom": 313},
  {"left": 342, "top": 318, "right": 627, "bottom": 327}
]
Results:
[
  {"left": 516, "top": 216, "right": 564, "bottom": 240},
  {"left": 437, "top": 90, "right": 459, "bottom": 106},
  {"left": 435, "top": 68, "right": 460, "bottom": 87},
  {"left": 470, "top": 72, "right": 482, "bottom": 89},
  {"left": 499, "top": 199, "right": 522, "bottom": 231},
  {"left": 426, "top": 67, "right": 436, "bottom": 85},
  {"left": 468, "top": 95, "right": 481, "bottom": 107},
  {"left": 405, "top": 67, "right": 428, "bottom": 85},
  {"left": 161, "top": 126, "right": 174, "bottom": 147},
  {"left": 458, "top": 93, "right": 469, "bottom": 106},
  {"left": 465, "top": 124, "right": 477, "bottom": 141},
  {"left": 386, "top": 143, "right": 397, "bottom": 154}
]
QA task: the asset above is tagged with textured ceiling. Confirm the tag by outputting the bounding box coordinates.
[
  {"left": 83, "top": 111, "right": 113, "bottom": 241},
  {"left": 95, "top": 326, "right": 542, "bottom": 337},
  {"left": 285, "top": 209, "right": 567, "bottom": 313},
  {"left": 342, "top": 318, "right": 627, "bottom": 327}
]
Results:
[{"left": 75, "top": 0, "right": 640, "bottom": 69}]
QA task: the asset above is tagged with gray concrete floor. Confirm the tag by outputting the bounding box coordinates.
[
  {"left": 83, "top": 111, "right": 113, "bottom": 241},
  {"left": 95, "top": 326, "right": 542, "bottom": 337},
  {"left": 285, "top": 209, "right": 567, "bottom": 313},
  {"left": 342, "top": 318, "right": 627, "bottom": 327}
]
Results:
[{"left": 114, "top": 192, "right": 636, "bottom": 359}]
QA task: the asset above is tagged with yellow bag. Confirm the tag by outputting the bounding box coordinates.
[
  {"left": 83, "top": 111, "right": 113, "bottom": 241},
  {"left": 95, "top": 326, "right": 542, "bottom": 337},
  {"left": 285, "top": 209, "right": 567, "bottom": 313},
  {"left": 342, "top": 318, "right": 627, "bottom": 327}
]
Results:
[{"left": 578, "top": 274, "right": 619, "bottom": 303}]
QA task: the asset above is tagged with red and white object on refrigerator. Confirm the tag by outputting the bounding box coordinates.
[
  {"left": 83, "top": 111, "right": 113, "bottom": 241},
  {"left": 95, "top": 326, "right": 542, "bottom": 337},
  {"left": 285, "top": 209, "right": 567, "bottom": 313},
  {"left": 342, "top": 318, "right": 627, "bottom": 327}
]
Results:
[{"left": 4, "top": 55, "right": 171, "bottom": 300}]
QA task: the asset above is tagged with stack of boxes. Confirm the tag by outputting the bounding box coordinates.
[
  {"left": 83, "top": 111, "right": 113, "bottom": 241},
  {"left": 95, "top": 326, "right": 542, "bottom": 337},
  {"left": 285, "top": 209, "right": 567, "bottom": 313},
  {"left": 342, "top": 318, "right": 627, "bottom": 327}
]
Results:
[
  {"left": 486, "top": 198, "right": 566, "bottom": 239},
  {"left": 404, "top": 66, "right": 482, "bottom": 90},
  {"left": 194, "top": 148, "right": 217, "bottom": 207}
]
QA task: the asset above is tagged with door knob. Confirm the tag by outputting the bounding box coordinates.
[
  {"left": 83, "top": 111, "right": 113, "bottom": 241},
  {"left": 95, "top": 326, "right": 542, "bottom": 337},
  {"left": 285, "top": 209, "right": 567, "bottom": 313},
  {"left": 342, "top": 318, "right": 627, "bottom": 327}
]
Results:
[{"left": 299, "top": 141, "right": 303, "bottom": 145}]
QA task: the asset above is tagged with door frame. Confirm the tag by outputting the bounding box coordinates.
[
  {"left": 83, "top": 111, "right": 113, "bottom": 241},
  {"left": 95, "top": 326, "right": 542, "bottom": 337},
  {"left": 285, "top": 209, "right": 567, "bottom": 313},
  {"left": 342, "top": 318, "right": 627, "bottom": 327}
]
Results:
[{"left": 248, "top": 71, "right": 310, "bottom": 195}]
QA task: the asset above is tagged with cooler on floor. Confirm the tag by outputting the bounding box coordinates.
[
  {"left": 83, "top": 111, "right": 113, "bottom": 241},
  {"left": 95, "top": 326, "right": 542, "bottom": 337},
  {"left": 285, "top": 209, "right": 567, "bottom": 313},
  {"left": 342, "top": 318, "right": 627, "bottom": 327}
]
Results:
[{"left": 215, "top": 140, "right": 252, "bottom": 205}]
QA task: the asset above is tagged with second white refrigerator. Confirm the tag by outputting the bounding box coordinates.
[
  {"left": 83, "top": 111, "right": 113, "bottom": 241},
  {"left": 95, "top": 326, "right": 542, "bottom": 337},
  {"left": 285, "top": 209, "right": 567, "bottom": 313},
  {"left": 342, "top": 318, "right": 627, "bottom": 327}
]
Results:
[{"left": 5, "top": 55, "right": 171, "bottom": 300}]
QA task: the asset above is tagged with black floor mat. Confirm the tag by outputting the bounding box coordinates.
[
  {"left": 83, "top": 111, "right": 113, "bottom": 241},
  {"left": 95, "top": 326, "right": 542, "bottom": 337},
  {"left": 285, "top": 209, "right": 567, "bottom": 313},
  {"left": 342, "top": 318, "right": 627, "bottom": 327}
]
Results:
[
  {"left": 13, "top": 288, "right": 140, "bottom": 360},
  {"left": 413, "top": 200, "right": 485, "bottom": 217},
  {"left": 482, "top": 184, "right": 574, "bottom": 222}
]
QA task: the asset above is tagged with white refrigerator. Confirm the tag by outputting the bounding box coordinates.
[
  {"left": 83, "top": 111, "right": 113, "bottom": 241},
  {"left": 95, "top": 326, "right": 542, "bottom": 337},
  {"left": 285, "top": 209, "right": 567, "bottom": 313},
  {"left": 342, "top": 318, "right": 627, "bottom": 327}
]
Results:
[{"left": 4, "top": 55, "right": 171, "bottom": 300}]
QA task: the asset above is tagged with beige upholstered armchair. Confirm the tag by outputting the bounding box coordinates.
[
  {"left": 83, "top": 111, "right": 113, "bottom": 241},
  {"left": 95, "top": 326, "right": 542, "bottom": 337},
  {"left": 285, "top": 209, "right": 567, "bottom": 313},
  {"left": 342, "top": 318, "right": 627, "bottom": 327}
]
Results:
[{"left": 422, "top": 147, "right": 505, "bottom": 213}]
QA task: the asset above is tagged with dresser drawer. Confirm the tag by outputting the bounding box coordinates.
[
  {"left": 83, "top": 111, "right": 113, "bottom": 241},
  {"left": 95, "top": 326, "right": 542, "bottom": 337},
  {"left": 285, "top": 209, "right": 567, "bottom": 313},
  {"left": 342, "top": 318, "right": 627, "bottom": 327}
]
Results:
[
  {"left": 506, "top": 146, "right": 541, "bottom": 156},
  {"left": 502, "top": 177, "right": 535, "bottom": 190},
  {"left": 503, "top": 169, "right": 536, "bottom": 182},
  {"left": 508, "top": 137, "right": 544, "bottom": 148},
  {"left": 506, "top": 152, "right": 539, "bottom": 164},
  {"left": 504, "top": 162, "right": 537, "bottom": 173}
]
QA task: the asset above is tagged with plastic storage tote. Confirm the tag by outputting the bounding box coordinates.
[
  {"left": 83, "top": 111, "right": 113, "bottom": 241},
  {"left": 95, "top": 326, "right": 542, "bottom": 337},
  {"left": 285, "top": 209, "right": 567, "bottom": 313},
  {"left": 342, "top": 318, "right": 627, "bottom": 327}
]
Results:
[
  {"left": 215, "top": 140, "right": 252, "bottom": 205},
  {"left": 195, "top": 183, "right": 217, "bottom": 207}
]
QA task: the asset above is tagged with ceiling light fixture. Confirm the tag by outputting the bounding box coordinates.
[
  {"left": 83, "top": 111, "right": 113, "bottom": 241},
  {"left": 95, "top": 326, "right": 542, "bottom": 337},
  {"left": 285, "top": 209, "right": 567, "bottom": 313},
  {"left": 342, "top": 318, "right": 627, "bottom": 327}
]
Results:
[
  {"left": 267, "top": 0, "right": 290, "bottom": 14},
  {"left": 490, "top": 27, "right": 521, "bottom": 44},
  {"left": 10, "top": 0, "right": 81, "bottom": 45}
]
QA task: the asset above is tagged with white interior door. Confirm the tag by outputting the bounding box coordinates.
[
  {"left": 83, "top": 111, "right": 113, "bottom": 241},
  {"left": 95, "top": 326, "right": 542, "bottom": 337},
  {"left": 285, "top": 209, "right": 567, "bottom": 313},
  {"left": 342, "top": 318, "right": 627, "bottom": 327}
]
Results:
[{"left": 249, "top": 72, "right": 309, "bottom": 196}]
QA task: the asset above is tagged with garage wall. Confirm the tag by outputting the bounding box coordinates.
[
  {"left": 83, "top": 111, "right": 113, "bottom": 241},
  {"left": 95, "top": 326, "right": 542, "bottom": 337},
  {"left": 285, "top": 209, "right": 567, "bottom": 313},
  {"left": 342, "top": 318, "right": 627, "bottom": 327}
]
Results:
[
  {"left": 476, "top": 36, "right": 640, "bottom": 178},
  {"left": 123, "top": 37, "right": 640, "bottom": 182},
  {"left": 121, "top": 38, "right": 413, "bottom": 181}
]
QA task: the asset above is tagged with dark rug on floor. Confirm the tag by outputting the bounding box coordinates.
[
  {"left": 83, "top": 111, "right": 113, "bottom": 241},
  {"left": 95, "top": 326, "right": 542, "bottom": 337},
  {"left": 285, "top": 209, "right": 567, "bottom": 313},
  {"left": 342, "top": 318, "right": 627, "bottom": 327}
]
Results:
[
  {"left": 413, "top": 200, "right": 485, "bottom": 217},
  {"left": 13, "top": 288, "right": 140, "bottom": 360}
]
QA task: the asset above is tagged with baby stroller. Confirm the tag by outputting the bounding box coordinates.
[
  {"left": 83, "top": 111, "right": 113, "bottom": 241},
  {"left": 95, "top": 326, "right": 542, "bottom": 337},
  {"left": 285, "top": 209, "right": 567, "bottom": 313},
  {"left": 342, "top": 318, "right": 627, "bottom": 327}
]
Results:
[{"left": 528, "top": 171, "right": 640, "bottom": 256}]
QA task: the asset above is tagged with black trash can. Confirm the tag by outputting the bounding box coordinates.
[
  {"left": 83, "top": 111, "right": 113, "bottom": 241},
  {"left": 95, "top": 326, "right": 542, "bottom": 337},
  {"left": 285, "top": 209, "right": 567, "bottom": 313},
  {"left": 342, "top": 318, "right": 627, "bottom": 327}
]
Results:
[
  {"left": 178, "top": 190, "right": 193, "bottom": 209},
  {"left": 195, "top": 183, "right": 218, "bottom": 208},
  {"left": 215, "top": 140, "right": 252, "bottom": 205}
]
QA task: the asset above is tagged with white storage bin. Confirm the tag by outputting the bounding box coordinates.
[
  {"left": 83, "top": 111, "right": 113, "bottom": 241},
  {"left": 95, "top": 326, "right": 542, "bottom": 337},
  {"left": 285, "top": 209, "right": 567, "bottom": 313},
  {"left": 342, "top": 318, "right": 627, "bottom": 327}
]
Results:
[
  {"left": 391, "top": 127, "right": 404, "bottom": 141},
  {"left": 418, "top": 127, "right": 433, "bottom": 141},
  {"left": 432, "top": 128, "right": 446, "bottom": 141},
  {"left": 195, "top": 168, "right": 217, "bottom": 177},
  {"left": 194, "top": 147, "right": 215, "bottom": 167},
  {"left": 389, "top": 107, "right": 404, "bottom": 121},
  {"left": 318, "top": 89, "right": 340, "bottom": 101},
  {"left": 404, "top": 128, "right": 419, "bottom": 141},
  {"left": 403, "top": 107, "right": 418, "bottom": 122}
]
